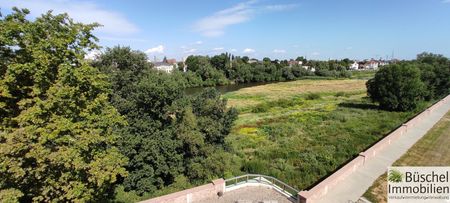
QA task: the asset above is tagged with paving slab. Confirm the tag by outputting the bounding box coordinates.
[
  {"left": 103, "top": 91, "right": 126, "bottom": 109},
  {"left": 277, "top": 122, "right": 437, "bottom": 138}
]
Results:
[{"left": 196, "top": 186, "right": 294, "bottom": 203}]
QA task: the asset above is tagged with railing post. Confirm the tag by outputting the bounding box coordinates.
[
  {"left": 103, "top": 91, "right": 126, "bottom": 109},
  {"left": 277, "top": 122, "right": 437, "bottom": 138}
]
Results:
[
  {"left": 235, "top": 177, "right": 237, "bottom": 186},
  {"left": 246, "top": 175, "right": 248, "bottom": 183}
]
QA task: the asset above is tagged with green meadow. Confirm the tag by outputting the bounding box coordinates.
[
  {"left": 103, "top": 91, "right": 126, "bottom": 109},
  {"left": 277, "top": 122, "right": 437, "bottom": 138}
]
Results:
[{"left": 223, "top": 79, "right": 427, "bottom": 190}]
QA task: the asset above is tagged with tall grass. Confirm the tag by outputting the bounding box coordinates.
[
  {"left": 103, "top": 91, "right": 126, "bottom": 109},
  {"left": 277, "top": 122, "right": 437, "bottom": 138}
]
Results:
[{"left": 227, "top": 94, "right": 423, "bottom": 190}]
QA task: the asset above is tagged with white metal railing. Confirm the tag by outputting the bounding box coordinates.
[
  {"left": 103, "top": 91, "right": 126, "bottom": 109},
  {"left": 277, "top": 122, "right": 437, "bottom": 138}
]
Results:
[{"left": 225, "top": 174, "right": 299, "bottom": 201}]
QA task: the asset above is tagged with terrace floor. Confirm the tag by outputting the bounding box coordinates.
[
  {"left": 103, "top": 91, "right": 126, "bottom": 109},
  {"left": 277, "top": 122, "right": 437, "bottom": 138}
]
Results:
[{"left": 196, "top": 186, "right": 294, "bottom": 203}]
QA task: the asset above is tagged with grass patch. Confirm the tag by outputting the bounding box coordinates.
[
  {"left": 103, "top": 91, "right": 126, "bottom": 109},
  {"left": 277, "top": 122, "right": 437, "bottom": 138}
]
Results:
[
  {"left": 223, "top": 78, "right": 429, "bottom": 191},
  {"left": 224, "top": 79, "right": 367, "bottom": 109},
  {"left": 250, "top": 98, "right": 304, "bottom": 113},
  {"left": 305, "top": 92, "right": 322, "bottom": 100},
  {"left": 350, "top": 70, "right": 376, "bottom": 79}
]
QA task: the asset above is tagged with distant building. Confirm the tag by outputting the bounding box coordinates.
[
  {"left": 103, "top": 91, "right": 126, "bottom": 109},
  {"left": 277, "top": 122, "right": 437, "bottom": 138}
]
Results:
[
  {"left": 166, "top": 59, "right": 177, "bottom": 65},
  {"left": 302, "top": 65, "right": 316, "bottom": 72},
  {"left": 152, "top": 58, "right": 179, "bottom": 73},
  {"left": 349, "top": 61, "right": 359, "bottom": 70},
  {"left": 378, "top": 60, "right": 388, "bottom": 66},
  {"left": 153, "top": 62, "right": 174, "bottom": 73},
  {"left": 248, "top": 59, "right": 259, "bottom": 64},
  {"left": 288, "top": 59, "right": 302, "bottom": 67},
  {"left": 362, "top": 60, "right": 379, "bottom": 70}
]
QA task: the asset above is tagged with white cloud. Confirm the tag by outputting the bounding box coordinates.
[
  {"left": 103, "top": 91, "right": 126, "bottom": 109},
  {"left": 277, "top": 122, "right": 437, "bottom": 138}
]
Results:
[
  {"left": 230, "top": 49, "right": 237, "bottom": 52},
  {"left": 0, "top": 0, "right": 139, "bottom": 36},
  {"left": 145, "top": 45, "right": 164, "bottom": 54},
  {"left": 243, "top": 48, "right": 255, "bottom": 53},
  {"left": 273, "top": 49, "right": 286, "bottom": 53},
  {"left": 193, "top": 0, "right": 298, "bottom": 37},
  {"left": 193, "top": 1, "right": 256, "bottom": 37},
  {"left": 84, "top": 50, "right": 102, "bottom": 60},
  {"left": 213, "top": 47, "right": 224, "bottom": 51},
  {"left": 184, "top": 48, "right": 197, "bottom": 54},
  {"left": 264, "top": 4, "right": 298, "bottom": 11},
  {"left": 195, "top": 41, "right": 203, "bottom": 45}
]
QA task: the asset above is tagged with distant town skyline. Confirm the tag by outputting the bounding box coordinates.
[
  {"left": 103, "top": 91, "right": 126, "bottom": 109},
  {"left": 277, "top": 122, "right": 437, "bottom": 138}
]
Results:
[{"left": 1, "top": 0, "right": 450, "bottom": 60}]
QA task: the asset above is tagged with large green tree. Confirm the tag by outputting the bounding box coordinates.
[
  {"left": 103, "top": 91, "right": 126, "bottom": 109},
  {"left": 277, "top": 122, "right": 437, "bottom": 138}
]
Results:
[
  {"left": 366, "top": 63, "right": 426, "bottom": 111},
  {"left": 0, "top": 8, "right": 127, "bottom": 202}
]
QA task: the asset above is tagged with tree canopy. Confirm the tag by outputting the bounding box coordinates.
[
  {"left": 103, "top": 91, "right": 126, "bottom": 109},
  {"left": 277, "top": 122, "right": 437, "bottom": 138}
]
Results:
[
  {"left": 0, "top": 8, "right": 127, "bottom": 202},
  {"left": 95, "top": 47, "right": 238, "bottom": 196},
  {"left": 367, "top": 63, "right": 425, "bottom": 111}
]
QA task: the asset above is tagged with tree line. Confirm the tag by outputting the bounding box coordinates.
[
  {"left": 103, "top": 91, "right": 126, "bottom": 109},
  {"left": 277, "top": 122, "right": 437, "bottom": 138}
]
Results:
[{"left": 173, "top": 54, "right": 353, "bottom": 87}]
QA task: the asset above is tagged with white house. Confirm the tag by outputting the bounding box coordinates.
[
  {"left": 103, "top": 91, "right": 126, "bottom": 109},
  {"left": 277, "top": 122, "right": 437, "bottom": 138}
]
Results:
[
  {"left": 248, "top": 59, "right": 259, "bottom": 64},
  {"left": 153, "top": 62, "right": 174, "bottom": 73},
  {"left": 288, "top": 60, "right": 303, "bottom": 67},
  {"left": 366, "top": 60, "right": 379, "bottom": 69},
  {"left": 349, "top": 61, "right": 359, "bottom": 70},
  {"left": 360, "top": 60, "right": 379, "bottom": 70},
  {"left": 378, "top": 60, "right": 389, "bottom": 66},
  {"left": 302, "top": 65, "right": 316, "bottom": 72}
]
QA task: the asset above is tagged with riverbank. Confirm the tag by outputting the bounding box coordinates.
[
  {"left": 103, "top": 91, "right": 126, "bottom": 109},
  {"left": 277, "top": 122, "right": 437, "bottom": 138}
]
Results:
[{"left": 184, "top": 70, "right": 376, "bottom": 95}]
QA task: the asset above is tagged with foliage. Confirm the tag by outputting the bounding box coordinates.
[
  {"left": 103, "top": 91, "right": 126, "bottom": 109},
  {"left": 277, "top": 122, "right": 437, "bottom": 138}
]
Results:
[
  {"left": 96, "top": 47, "right": 238, "bottom": 197},
  {"left": 367, "top": 63, "right": 425, "bottom": 111},
  {"left": 182, "top": 55, "right": 351, "bottom": 87},
  {"left": 0, "top": 188, "right": 23, "bottom": 203},
  {"left": 0, "top": 8, "right": 127, "bottom": 202},
  {"left": 416, "top": 52, "right": 450, "bottom": 99}
]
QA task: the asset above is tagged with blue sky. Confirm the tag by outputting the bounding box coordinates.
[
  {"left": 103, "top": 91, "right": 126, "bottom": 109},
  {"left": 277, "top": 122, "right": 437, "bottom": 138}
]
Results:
[{"left": 1, "top": 0, "right": 450, "bottom": 60}]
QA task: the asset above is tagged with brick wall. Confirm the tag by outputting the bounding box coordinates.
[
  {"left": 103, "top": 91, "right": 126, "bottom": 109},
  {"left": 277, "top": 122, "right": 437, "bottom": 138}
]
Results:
[{"left": 140, "top": 179, "right": 224, "bottom": 203}]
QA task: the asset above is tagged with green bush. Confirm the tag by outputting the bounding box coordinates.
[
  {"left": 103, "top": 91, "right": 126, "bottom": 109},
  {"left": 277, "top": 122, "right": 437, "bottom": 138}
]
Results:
[{"left": 241, "top": 160, "right": 269, "bottom": 174}]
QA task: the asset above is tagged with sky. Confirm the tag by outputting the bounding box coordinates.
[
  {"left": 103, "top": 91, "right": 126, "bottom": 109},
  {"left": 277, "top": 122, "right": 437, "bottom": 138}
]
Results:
[{"left": 1, "top": 0, "right": 450, "bottom": 61}]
